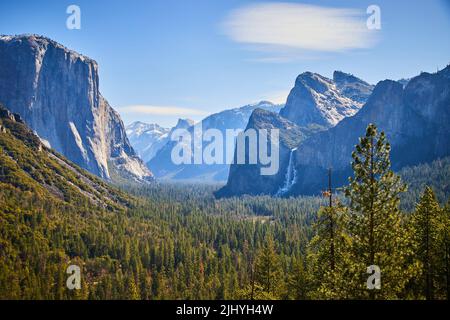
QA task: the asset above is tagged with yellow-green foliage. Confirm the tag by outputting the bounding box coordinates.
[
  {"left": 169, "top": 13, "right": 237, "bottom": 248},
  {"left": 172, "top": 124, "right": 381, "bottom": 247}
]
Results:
[
  {"left": 0, "top": 115, "right": 131, "bottom": 209},
  {"left": 0, "top": 117, "right": 449, "bottom": 300}
]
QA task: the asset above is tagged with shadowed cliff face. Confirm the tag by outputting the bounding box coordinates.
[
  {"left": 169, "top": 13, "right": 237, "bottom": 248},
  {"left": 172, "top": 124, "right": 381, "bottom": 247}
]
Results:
[
  {"left": 217, "top": 71, "right": 373, "bottom": 198},
  {"left": 219, "top": 66, "right": 450, "bottom": 198},
  {"left": 216, "top": 108, "right": 311, "bottom": 197},
  {"left": 290, "top": 66, "right": 450, "bottom": 195},
  {"left": 0, "top": 34, "right": 152, "bottom": 182}
]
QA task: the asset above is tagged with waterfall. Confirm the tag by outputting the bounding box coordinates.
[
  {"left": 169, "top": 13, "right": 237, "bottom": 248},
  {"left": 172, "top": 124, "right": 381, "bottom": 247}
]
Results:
[{"left": 276, "top": 148, "right": 297, "bottom": 196}]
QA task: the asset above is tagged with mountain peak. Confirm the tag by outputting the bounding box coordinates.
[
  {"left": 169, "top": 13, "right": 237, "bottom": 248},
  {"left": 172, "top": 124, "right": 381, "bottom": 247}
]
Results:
[
  {"left": 333, "top": 70, "right": 374, "bottom": 104},
  {"left": 0, "top": 34, "right": 96, "bottom": 65},
  {"left": 296, "top": 71, "right": 320, "bottom": 79},
  {"left": 295, "top": 72, "right": 332, "bottom": 94},
  {"left": 0, "top": 34, "right": 152, "bottom": 182},
  {"left": 438, "top": 64, "right": 450, "bottom": 78},
  {"left": 175, "top": 118, "right": 195, "bottom": 129},
  {"left": 129, "top": 120, "right": 148, "bottom": 126},
  {"left": 248, "top": 100, "right": 275, "bottom": 107},
  {"left": 126, "top": 121, "right": 170, "bottom": 163},
  {"left": 127, "top": 121, "right": 165, "bottom": 131},
  {"left": 333, "top": 70, "right": 366, "bottom": 84},
  {"left": 370, "top": 79, "right": 403, "bottom": 98},
  {"left": 280, "top": 71, "right": 370, "bottom": 128}
]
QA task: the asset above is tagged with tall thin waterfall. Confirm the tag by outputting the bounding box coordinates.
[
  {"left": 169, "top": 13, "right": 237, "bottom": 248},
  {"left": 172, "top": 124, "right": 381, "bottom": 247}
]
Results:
[{"left": 276, "top": 148, "right": 297, "bottom": 196}]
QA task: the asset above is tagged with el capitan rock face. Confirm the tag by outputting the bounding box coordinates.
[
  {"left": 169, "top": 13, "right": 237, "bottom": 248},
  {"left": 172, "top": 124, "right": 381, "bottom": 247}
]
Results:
[
  {"left": 280, "top": 71, "right": 373, "bottom": 128},
  {"left": 0, "top": 34, "right": 152, "bottom": 182}
]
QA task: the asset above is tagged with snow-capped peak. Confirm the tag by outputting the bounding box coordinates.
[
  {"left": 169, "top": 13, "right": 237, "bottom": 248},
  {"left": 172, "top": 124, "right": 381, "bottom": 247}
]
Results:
[{"left": 126, "top": 121, "right": 170, "bottom": 163}]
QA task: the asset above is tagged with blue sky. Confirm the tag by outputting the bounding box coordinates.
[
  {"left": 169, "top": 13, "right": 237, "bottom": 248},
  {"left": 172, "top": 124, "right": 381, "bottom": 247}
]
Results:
[{"left": 1, "top": 0, "right": 449, "bottom": 127}]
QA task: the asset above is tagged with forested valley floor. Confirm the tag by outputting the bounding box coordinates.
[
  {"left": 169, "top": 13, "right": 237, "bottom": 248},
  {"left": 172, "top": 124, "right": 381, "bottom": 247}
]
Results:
[{"left": 0, "top": 120, "right": 449, "bottom": 300}]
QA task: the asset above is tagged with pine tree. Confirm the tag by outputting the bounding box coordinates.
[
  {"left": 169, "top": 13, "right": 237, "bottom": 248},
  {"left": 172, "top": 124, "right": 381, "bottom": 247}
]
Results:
[
  {"left": 307, "top": 203, "right": 352, "bottom": 299},
  {"left": 412, "top": 186, "right": 442, "bottom": 299},
  {"left": 126, "top": 273, "right": 140, "bottom": 300},
  {"left": 254, "top": 234, "right": 282, "bottom": 298},
  {"left": 139, "top": 270, "right": 152, "bottom": 300},
  {"left": 155, "top": 267, "right": 171, "bottom": 300},
  {"left": 288, "top": 257, "right": 309, "bottom": 300},
  {"left": 437, "top": 200, "right": 450, "bottom": 299},
  {"left": 344, "top": 123, "right": 415, "bottom": 299},
  {"left": 444, "top": 201, "right": 450, "bottom": 299}
]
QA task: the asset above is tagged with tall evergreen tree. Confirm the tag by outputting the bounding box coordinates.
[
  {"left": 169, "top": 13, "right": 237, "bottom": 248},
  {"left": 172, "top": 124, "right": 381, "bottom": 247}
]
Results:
[
  {"left": 126, "top": 273, "right": 140, "bottom": 300},
  {"left": 412, "top": 186, "right": 442, "bottom": 299},
  {"left": 254, "top": 234, "right": 282, "bottom": 299},
  {"left": 443, "top": 201, "right": 450, "bottom": 299},
  {"left": 344, "top": 123, "right": 415, "bottom": 299},
  {"left": 288, "top": 257, "right": 309, "bottom": 300},
  {"left": 307, "top": 203, "right": 352, "bottom": 299}
]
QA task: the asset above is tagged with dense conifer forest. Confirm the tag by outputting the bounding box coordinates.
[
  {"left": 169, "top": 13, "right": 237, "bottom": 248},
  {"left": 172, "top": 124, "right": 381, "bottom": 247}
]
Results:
[{"left": 0, "top": 111, "right": 449, "bottom": 299}]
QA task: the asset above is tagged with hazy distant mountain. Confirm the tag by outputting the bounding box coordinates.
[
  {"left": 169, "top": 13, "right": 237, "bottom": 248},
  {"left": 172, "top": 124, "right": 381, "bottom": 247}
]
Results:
[
  {"left": 126, "top": 121, "right": 170, "bottom": 162},
  {"left": 148, "top": 101, "right": 282, "bottom": 182},
  {"left": 0, "top": 34, "right": 152, "bottom": 182},
  {"left": 280, "top": 71, "right": 373, "bottom": 128}
]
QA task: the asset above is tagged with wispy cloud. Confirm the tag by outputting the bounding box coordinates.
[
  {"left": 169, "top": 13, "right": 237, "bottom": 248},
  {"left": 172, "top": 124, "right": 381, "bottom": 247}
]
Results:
[
  {"left": 118, "top": 105, "right": 210, "bottom": 117},
  {"left": 222, "top": 2, "right": 378, "bottom": 60}
]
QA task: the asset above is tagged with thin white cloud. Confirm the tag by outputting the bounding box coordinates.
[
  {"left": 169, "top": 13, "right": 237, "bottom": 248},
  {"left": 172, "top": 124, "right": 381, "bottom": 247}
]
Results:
[
  {"left": 223, "top": 2, "right": 377, "bottom": 55},
  {"left": 118, "top": 105, "right": 210, "bottom": 117}
]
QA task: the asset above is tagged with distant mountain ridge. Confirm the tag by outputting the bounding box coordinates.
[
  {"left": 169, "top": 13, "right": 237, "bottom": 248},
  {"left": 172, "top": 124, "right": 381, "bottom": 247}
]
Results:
[
  {"left": 220, "top": 66, "right": 450, "bottom": 197},
  {"left": 126, "top": 121, "right": 170, "bottom": 162},
  {"left": 148, "top": 101, "right": 282, "bottom": 182},
  {"left": 0, "top": 34, "right": 152, "bottom": 182},
  {"left": 289, "top": 65, "right": 450, "bottom": 195},
  {"left": 146, "top": 71, "right": 372, "bottom": 184}
]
